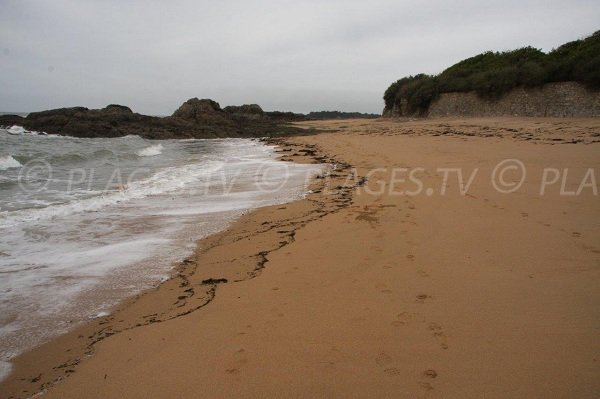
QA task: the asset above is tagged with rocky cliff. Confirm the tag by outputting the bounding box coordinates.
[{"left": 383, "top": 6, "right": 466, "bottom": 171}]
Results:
[
  {"left": 427, "top": 82, "right": 600, "bottom": 118},
  {"left": 383, "top": 82, "right": 600, "bottom": 118}
]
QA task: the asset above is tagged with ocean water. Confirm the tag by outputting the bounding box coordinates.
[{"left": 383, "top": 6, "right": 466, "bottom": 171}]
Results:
[{"left": 0, "top": 126, "right": 322, "bottom": 380}]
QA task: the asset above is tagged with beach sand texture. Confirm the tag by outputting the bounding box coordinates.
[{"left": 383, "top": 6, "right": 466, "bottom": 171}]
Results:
[{"left": 2, "top": 117, "right": 599, "bottom": 398}]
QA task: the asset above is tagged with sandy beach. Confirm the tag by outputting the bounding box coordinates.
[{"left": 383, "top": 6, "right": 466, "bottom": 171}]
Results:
[{"left": 2, "top": 117, "right": 599, "bottom": 398}]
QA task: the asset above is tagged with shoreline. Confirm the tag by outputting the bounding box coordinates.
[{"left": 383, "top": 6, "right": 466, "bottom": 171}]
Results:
[
  {"left": 0, "top": 136, "right": 323, "bottom": 384},
  {"left": 2, "top": 117, "right": 599, "bottom": 398},
  {"left": 0, "top": 138, "right": 356, "bottom": 398}
]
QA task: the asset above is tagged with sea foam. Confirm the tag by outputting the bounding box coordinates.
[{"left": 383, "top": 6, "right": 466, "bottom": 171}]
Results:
[
  {"left": 136, "top": 144, "right": 163, "bottom": 157},
  {"left": 0, "top": 360, "right": 11, "bottom": 382},
  {"left": 0, "top": 137, "right": 323, "bottom": 382},
  {"left": 0, "top": 160, "right": 224, "bottom": 228},
  {"left": 0, "top": 155, "right": 22, "bottom": 170}
]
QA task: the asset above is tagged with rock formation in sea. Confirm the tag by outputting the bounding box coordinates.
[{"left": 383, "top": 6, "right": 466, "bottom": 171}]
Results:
[{"left": 0, "top": 99, "right": 305, "bottom": 139}]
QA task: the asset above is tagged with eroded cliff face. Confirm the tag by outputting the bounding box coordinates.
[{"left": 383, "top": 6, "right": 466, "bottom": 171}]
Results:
[
  {"left": 428, "top": 82, "right": 600, "bottom": 117},
  {"left": 383, "top": 82, "right": 600, "bottom": 118}
]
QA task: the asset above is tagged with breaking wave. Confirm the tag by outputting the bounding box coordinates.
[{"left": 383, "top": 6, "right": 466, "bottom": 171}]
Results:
[
  {"left": 0, "top": 155, "right": 22, "bottom": 170},
  {"left": 136, "top": 144, "right": 163, "bottom": 157}
]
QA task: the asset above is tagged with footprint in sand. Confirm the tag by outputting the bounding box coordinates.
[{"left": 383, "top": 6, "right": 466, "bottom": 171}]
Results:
[
  {"left": 392, "top": 312, "right": 414, "bottom": 327},
  {"left": 225, "top": 350, "right": 248, "bottom": 375},
  {"left": 428, "top": 322, "right": 443, "bottom": 336},
  {"left": 420, "top": 382, "right": 434, "bottom": 391},
  {"left": 423, "top": 369, "right": 438, "bottom": 378},
  {"left": 416, "top": 294, "right": 430, "bottom": 303},
  {"left": 428, "top": 322, "right": 449, "bottom": 349},
  {"left": 375, "top": 352, "right": 393, "bottom": 366},
  {"left": 417, "top": 269, "right": 429, "bottom": 277},
  {"left": 418, "top": 369, "right": 438, "bottom": 390},
  {"left": 384, "top": 367, "right": 401, "bottom": 376}
]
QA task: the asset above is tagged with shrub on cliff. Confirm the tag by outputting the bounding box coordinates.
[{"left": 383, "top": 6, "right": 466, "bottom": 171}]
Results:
[
  {"left": 546, "top": 31, "right": 600, "bottom": 88},
  {"left": 383, "top": 30, "right": 600, "bottom": 115},
  {"left": 405, "top": 75, "right": 438, "bottom": 115},
  {"left": 384, "top": 77, "right": 410, "bottom": 110},
  {"left": 384, "top": 74, "right": 437, "bottom": 115}
]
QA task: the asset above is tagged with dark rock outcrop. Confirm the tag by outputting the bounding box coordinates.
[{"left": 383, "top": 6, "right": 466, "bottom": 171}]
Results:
[
  {"left": 102, "top": 104, "right": 133, "bottom": 113},
  {"left": 0, "top": 99, "right": 307, "bottom": 139},
  {"left": 224, "top": 104, "right": 266, "bottom": 120},
  {"left": 17, "top": 106, "right": 161, "bottom": 138},
  {"left": 167, "top": 98, "right": 238, "bottom": 137},
  {"left": 0, "top": 114, "right": 26, "bottom": 126},
  {"left": 172, "top": 98, "right": 222, "bottom": 120}
]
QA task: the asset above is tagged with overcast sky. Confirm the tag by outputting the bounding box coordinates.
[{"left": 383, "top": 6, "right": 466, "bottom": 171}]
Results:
[{"left": 1, "top": 0, "right": 599, "bottom": 115}]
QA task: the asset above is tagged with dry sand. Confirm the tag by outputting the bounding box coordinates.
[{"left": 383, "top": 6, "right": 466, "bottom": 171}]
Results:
[{"left": 2, "top": 117, "right": 599, "bottom": 398}]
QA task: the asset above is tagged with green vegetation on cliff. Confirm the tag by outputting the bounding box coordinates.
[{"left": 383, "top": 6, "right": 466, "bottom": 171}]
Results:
[{"left": 383, "top": 30, "right": 600, "bottom": 116}]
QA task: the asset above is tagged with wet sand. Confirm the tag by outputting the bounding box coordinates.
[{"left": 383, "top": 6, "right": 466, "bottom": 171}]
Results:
[{"left": 2, "top": 117, "right": 599, "bottom": 398}]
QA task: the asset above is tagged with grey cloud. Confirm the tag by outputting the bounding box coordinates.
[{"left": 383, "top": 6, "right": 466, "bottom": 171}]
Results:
[{"left": 0, "top": 0, "right": 598, "bottom": 115}]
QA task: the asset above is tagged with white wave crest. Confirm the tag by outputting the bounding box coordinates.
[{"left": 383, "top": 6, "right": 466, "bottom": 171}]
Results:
[
  {"left": 7, "top": 125, "right": 28, "bottom": 135},
  {"left": 0, "top": 155, "right": 23, "bottom": 170},
  {"left": 0, "top": 360, "right": 11, "bottom": 383},
  {"left": 5, "top": 125, "right": 46, "bottom": 136},
  {"left": 0, "top": 160, "right": 224, "bottom": 228},
  {"left": 2, "top": 125, "right": 64, "bottom": 138},
  {"left": 136, "top": 144, "right": 163, "bottom": 157}
]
